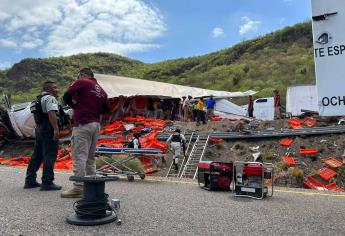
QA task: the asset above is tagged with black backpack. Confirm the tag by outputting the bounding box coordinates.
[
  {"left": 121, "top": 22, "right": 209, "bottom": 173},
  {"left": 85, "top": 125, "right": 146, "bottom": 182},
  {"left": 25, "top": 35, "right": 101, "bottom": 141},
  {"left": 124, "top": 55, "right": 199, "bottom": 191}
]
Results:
[
  {"left": 30, "top": 94, "right": 49, "bottom": 125},
  {"left": 171, "top": 133, "right": 182, "bottom": 143}
]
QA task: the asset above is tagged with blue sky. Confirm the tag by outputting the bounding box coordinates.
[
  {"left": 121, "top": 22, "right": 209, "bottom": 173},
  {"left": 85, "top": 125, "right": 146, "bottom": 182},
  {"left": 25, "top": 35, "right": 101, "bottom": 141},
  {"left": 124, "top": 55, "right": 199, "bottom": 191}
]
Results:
[{"left": 0, "top": 0, "right": 311, "bottom": 69}]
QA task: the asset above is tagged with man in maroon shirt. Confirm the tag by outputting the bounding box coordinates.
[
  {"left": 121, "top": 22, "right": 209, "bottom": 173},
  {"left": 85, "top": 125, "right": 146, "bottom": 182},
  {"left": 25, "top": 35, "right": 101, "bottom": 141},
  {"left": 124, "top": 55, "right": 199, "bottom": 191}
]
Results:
[
  {"left": 274, "top": 89, "right": 281, "bottom": 119},
  {"left": 61, "top": 68, "right": 110, "bottom": 198}
]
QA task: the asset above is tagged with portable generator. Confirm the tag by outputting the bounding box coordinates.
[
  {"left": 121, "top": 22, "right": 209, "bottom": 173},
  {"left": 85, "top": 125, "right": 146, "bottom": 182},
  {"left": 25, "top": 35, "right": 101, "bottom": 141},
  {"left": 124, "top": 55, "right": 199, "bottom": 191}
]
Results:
[
  {"left": 233, "top": 161, "right": 274, "bottom": 199},
  {"left": 197, "top": 161, "right": 233, "bottom": 191}
]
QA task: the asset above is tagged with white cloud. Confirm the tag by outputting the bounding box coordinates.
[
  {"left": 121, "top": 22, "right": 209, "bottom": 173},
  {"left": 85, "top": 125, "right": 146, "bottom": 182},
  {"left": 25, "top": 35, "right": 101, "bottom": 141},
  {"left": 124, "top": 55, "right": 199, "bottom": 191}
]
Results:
[
  {"left": 0, "top": 0, "right": 166, "bottom": 56},
  {"left": 239, "top": 16, "right": 261, "bottom": 35},
  {"left": 212, "top": 27, "right": 224, "bottom": 38},
  {"left": 0, "top": 39, "right": 17, "bottom": 48},
  {"left": 0, "top": 12, "right": 10, "bottom": 21}
]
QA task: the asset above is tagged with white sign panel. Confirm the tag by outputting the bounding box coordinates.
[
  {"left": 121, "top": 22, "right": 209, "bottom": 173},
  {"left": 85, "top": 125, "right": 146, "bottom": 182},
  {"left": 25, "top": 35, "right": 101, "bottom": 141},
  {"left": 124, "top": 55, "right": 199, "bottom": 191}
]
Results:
[
  {"left": 286, "top": 85, "right": 318, "bottom": 116},
  {"left": 312, "top": 0, "right": 345, "bottom": 116}
]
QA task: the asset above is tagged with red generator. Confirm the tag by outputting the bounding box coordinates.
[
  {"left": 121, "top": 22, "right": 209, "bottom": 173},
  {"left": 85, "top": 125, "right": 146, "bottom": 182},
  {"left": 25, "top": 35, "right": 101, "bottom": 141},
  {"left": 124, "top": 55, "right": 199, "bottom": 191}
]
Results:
[
  {"left": 197, "top": 161, "right": 233, "bottom": 191},
  {"left": 233, "top": 161, "right": 274, "bottom": 199}
]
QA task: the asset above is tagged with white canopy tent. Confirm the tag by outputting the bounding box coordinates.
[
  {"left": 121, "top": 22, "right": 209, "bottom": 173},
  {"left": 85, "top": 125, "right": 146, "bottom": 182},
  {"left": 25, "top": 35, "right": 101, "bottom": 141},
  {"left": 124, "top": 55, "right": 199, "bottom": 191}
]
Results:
[
  {"left": 95, "top": 74, "right": 256, "bottom": 98},
  {"left": 8, "top": 74, "right": 255, "bottom": 138}
]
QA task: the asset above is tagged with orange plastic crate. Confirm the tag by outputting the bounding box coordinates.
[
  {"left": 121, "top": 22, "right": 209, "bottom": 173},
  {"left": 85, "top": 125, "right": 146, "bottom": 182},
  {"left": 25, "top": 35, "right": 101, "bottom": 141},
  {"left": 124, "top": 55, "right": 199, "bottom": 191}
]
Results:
[
  {"left": 303, "top": 117, "right": 317, "bottom": 127},
  {"left": 319, "top": 168, "right": 337, "bottom": 181},
  {"left": 300, "top": 148, "right": 318, "bottom": 156},
  {"left": 325, "top": 183, "right": 344, "bottom": 192},
  {"left": 309, "top": 176, "right": 325, "bottom": 187},
  {"left": 280, "top": 138, "right": 293, "bottom": 147},
  {"left": 288, "top": 119, "right": 303, "bottom": 129},
  {"left": 322, "top": 157, "right": 343, "bottom": 168},
  {"left": 281, "top": 156, "right": 296, "bottom": 166},
  {"left": 303, "top": 180, "right": 317, "bottom": 190}
]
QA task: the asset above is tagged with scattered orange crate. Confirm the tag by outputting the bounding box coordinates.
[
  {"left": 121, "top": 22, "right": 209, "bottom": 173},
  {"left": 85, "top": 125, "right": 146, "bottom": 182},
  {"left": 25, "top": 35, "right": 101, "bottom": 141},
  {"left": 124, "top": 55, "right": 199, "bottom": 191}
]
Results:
[
  {"left": 319, "top": 168, "right": 337, "bottom": 181},
  {"left": 281, "top": 156, "right": 296, "bottom": 166},
  {"left": 300, "top": 148, "right": 318, "bottom": 156},
  {"left": 280, "top": 138, "right": 293, "bottom": 147},
  {"left": 322, "top": 157, "right": 343, "bottom": 168}
]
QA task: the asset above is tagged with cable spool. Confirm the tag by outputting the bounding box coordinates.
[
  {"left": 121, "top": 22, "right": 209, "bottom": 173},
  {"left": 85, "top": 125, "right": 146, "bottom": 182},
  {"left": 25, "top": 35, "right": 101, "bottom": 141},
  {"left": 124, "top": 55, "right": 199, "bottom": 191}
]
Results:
[{"left": 66, "top": 175, "right": 120, "bottom": 226}]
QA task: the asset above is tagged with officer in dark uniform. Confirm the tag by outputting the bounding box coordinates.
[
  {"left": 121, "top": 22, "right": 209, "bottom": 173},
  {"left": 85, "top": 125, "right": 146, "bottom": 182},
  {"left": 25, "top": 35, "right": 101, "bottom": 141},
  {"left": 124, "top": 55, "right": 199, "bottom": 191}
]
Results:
[{"left": 24, "top": 81, "right": 62, "bottom": 191}]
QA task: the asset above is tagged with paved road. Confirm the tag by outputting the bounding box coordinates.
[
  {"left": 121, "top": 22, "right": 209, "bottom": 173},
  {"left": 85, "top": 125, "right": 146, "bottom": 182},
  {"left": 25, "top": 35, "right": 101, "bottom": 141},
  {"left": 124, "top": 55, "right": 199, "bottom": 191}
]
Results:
[{"left": 0, "top": 166, "right": 344, "bottom": 236}]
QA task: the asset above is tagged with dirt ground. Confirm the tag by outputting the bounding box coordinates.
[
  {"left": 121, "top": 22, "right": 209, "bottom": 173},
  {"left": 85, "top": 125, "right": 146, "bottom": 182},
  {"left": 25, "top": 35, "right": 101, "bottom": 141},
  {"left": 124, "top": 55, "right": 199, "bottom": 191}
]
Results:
[{"left": 161, "top": 119, "right": 345, "bottom": 189}]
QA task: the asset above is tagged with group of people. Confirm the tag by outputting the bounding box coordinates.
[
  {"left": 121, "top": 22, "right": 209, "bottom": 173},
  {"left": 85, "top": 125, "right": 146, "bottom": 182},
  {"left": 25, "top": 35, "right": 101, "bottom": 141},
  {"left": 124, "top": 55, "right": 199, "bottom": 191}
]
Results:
[
  {"left": 146, "top": 95, "right": 217, "bottom": 124},
  {"left": 181, "top": 95, "right": 216, "bottom": 125},
  {"left": 24, "top": 68, "right": 110, "bottom": 198}
]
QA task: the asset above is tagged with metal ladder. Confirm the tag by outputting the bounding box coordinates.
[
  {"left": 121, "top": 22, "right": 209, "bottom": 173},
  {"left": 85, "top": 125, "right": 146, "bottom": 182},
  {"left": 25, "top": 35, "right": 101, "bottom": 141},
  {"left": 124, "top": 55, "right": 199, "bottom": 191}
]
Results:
[
  {"left": 180, "top": 135, "right": 209, "bottom": 179},
  {"left": 165, "top": 132, "right": 195, "bottom": 178}
]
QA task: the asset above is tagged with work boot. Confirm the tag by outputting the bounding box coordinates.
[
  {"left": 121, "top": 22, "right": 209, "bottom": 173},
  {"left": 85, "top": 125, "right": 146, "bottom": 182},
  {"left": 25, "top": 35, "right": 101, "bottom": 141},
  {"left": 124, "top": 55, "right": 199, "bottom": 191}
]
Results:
[
  {"left": 24, "top": 181, "right": 41, "bottom": 189},
  {"left": 61, "top": 188, "right": 83, "bottom": 198},
  {"left": 40, "top": 183, "right": 62, "bottom": 191}
]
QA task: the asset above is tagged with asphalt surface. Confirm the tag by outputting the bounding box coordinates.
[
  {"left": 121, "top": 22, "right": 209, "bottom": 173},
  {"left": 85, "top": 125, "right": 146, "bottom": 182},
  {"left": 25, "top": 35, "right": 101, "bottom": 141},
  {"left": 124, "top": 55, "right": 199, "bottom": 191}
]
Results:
[{"left": 1, "top": 166, "right": 345, "bottom": 236}]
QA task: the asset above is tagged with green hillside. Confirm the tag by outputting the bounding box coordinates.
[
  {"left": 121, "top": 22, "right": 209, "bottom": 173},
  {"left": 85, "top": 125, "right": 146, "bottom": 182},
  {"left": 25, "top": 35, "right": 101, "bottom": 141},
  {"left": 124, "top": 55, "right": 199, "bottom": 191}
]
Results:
[{"left": 0, "top": 21, "right": 315, "bottom": 103}]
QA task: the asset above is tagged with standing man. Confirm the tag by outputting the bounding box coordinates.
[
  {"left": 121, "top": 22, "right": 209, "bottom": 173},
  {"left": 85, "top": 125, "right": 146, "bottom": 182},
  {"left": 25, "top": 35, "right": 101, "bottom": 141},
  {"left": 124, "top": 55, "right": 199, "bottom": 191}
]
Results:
[
  {"left": 248, "top": 95, "right": 254, "bottom": 118},
  {"left": 274, "top": 90, "right": 281, "bottom": 119},
  {"left": 206, "top": 95, "right": 216, "bottom": 121},
  {"left": 24, "top": 81, "right": 62, "bottom": 191},
  {"left": 196, "top": 97, "right": 206, "bottom": 125},
  {"left": 61, "top": 68, "right": 110, "bottom": 198},
  {"left": 166, "top": 128, "right": 186, "bottom": 171}
]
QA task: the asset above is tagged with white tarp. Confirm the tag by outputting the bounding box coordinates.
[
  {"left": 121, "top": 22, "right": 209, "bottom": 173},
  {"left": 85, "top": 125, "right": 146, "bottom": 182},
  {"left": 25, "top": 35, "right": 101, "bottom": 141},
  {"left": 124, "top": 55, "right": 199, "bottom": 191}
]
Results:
[
  {"left": 286, "top": 85, "right": 318, "bottom": 116},
  {"left": 95, "top": 74, "right": 256, "bottom": 98},
  {"left": 8, "top": 102, "right": 35, "bottom": 138},
  {"left": 215, "top": 99, "right": 247, "bottom": 117},
  {"left": 312, "top": 0, "right": 345, "bottom": 116}
]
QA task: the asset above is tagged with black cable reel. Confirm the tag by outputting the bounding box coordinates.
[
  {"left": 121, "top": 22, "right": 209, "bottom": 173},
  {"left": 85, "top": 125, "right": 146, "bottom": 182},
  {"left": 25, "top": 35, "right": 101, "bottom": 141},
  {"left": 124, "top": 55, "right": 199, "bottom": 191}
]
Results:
[{"left": 66, "top": 175, "right": 122, "bottom": 226}]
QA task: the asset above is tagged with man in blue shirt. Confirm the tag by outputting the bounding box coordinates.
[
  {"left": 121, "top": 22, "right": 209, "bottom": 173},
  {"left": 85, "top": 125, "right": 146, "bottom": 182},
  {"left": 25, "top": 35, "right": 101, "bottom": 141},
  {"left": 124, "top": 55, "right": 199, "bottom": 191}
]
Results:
[{"left": 206, "top": 95, "right": 216, "bottom": 121}]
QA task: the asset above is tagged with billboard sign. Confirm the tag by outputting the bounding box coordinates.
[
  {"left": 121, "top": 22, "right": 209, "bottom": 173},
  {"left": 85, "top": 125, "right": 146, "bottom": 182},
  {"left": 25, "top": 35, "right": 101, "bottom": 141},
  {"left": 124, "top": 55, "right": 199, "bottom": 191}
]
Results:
[{"left": 312, "top": 0, "right": 345, "bottom": 116}]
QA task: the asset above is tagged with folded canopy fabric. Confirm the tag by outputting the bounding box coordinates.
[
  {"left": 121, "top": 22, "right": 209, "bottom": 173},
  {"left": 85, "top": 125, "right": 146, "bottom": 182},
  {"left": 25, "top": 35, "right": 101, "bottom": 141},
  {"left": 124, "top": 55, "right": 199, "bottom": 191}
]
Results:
[{"left": 95, "top": 73, "right": 256, "bottom": 98}]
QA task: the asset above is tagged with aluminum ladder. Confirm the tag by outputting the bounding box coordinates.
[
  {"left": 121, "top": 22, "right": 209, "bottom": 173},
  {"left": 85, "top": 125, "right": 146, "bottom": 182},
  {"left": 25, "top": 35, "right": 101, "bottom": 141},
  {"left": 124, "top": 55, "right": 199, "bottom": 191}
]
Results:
[
  {"left": 165, "top": 132, "right": 195, "bottom": 178},
  {"left": 180, "top": 135, "right": 209, "bottom": 179}
]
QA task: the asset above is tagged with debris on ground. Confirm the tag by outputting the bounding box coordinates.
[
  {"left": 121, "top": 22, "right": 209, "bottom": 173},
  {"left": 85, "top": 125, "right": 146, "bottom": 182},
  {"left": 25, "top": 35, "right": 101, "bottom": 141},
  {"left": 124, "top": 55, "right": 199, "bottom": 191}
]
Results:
[{"left": 0, "top": 116, "right": 345, "bottom": 191}]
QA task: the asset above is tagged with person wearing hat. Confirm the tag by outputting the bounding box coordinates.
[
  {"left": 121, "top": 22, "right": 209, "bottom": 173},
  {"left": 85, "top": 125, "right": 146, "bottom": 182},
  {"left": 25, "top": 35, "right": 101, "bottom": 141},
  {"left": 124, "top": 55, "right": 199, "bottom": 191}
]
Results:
[{"left": 166, "top": 128, "right": 186, "bottom": 171}]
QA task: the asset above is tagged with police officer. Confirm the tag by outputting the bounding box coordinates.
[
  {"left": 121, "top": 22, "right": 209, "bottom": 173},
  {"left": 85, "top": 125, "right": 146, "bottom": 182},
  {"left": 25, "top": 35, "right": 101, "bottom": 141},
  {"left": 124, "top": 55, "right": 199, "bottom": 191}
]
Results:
[
  {"left": 24, "top": 81, "right": 62, "bottom": 191},
  {"left": 166, "top": 128, "right": 186, "bottom": 171}
]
